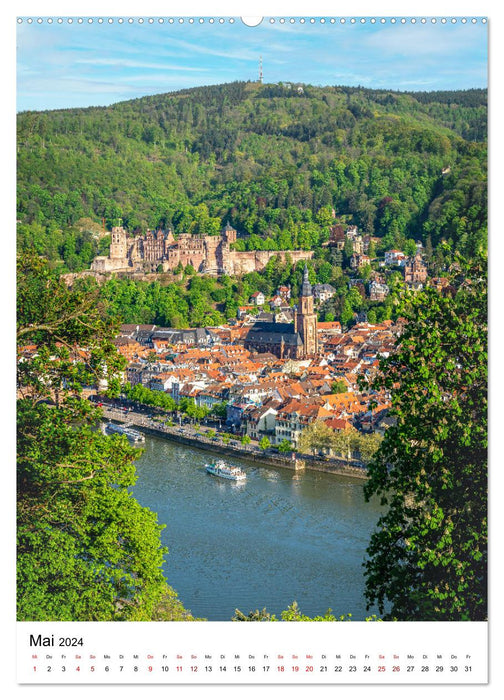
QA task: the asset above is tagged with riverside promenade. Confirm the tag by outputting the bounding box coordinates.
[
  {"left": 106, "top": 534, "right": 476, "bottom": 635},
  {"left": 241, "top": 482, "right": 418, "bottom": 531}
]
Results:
[{"left": 102, "top": 406, "right": 368, "bottom": 480}]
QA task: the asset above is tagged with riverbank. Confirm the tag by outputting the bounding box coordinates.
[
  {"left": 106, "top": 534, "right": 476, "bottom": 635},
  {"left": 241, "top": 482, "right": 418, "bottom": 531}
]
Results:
[{"left": 102, "top": 407, "right": 368, "bottom": 480}]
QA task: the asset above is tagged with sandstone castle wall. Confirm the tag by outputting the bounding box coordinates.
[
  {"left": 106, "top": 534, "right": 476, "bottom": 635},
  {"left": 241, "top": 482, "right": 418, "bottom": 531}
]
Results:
[{"left": 91, "top": 225, "right": 313, "bottom": 276}]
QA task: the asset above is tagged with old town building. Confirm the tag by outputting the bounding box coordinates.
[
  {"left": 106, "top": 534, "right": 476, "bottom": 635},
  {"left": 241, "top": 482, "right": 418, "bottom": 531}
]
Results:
[
  {"left": 404, "top": 252, "right": 428, "bottom": 288},
  {"left": 312, "top": 283, "right": 336, "bottom": 304},
  {"left": 369, "top": 280, "right": 390, "bottom": 301}
]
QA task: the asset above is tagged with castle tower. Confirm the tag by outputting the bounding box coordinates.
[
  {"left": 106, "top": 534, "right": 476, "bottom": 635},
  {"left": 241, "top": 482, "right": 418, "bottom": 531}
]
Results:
[
  {"left": 295, "top": 265, "right": 318, "bottom": 357},
  {"left": 222, "top": 221, "right": 237, "bottom": 244},
  {"left": 110, "top": 225, "right": 128, "bottom": 260}
]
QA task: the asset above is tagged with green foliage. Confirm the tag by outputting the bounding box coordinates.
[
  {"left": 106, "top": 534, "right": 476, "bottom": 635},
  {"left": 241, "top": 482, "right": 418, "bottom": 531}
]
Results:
[
  {"left": 17, "top": 83, "right": 486, "bottom": 272},
  {"left": 152, "top": 585, "right": 205, "bottom": 621},
  {"left": 355, "top": 433, "right": 384, "bottom": 464},
  {"left": 298, "top": 421, "right": 382, "bottom": 463},
  {"left": 100, "top": 275, "right": 229, "bottom": 328},
  {"left": 240, "top": 434, "right": 251, "bottom": 445},
  {"left": 340, "top": 299, "right": 354, "bottom": 327},
  {"left": 123, "top": 384, "right": 211, "bottom": 422},
  {"left": 331, "top": 380, "right": 348, "bottom": 394},
  {"left": 258, "top": 436, "right": 271, "bottom": 451},
  {"left": 180, "top": 399, "right": 210, "bottom": 421},
  {"left": 232, "top": 607, "right": 277, "bottom": 621},
  {"left": 17, "top": 253, "right": 125, "bottom": 401},
  {"left": 17, "top": 83, "right": 487, "bottom": 328},
  {"left": 280, "top": 602, "right": 351, "bottom": 621},
  {"left": 212, "top": 401, "right": 228, "bottom": 419},
  {"left": 17, "top": 253, "right": 170, "bottom": 621},
  {"left": 232, "top": 601, "right": 381, "bottom": 622},
  {"left": 16, "top": 82, "right": 488, "bottom": 624},
  {"left": 277, "top": 438, "right": 292, "bottom": 453},
  {"left": 297, "top": 421, "right": 339, "bottom": 455},
  {"left": 360, "top": 252, "right": 487, "bottom": 621},
  {"left": 123, "top": 382, "right": 177, "bottom": 412},
  {"left": 330, "top": 429, "right": 360, "bottom": 460}
]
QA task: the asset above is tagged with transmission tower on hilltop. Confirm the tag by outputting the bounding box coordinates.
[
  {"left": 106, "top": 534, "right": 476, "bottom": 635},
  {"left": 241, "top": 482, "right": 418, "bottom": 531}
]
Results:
[{"left": 259, "top": 56, "right": 263, "bottom": 84}]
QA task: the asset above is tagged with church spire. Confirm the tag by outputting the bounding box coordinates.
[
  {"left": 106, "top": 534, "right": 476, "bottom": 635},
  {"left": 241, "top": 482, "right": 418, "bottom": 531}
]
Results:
[{"left": 301, "top": 264, "right": 312, "bottom": 298}]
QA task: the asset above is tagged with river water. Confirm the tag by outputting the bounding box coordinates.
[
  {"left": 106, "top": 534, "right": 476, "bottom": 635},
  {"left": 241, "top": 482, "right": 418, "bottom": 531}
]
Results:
[{"left": 131, "top": 433, "right": 383, "bottom": 621}]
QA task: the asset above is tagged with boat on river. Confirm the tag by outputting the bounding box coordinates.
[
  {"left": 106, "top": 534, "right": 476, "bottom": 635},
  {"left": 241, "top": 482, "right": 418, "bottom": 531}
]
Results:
[
  {"left": 105, "top": 422, "right": 145, "bottom": 443},
  {"left": 205, "top": 459, "right": 247, "bottom": 481}
]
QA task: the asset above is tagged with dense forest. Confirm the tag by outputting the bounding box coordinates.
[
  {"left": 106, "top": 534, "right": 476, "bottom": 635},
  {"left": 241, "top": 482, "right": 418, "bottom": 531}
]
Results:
[
  {"left": 17, "top": 81, "right": 487, "bottom": 271},
  {"left": 84, "top": 257, "right": 402, "bottom": 329}
]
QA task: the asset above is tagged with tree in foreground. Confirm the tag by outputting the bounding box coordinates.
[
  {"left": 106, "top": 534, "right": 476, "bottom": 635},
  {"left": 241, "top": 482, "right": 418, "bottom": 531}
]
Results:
[
  {"left": 232, "top": 602, "right": 379, "bottom": 622},
  {"left": 17, "top": 253, "right": 175, "bottom": 620},
  {"left": 361, "top": 252, "right": 487, "bottom": 621}
]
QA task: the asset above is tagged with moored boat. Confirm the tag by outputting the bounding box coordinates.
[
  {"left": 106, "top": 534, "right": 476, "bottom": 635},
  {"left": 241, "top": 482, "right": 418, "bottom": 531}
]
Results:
[
  {"left": 205, "top": 459, "right": 246, "bottom": 481},
  {"left": 105, "top": 422, "right": 145, "bottom": 443}
]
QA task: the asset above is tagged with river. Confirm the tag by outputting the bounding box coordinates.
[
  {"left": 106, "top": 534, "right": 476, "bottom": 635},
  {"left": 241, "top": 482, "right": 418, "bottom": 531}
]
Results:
[{"left": 131, "top": 433, "right": 384, "bottom": 621}]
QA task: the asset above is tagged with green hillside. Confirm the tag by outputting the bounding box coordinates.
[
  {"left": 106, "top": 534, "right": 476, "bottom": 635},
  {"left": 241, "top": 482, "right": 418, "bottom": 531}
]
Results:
[{"left": 17, "top": 81, "right": 487, "bottom": 272}]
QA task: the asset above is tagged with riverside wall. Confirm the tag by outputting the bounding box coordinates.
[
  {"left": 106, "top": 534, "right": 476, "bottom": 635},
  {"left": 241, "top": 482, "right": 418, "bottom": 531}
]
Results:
[{"left": 102, "top": 408, "right": 367, "bottom": 480}]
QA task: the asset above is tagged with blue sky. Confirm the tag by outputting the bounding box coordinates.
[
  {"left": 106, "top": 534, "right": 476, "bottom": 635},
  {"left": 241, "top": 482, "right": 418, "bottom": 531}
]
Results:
[{"left": 16, "top": 16, "right": 488, "bottom": 112}]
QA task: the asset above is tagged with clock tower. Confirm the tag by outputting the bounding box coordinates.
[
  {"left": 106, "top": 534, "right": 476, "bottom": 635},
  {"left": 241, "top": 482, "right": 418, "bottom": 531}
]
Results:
[{"left": 295, "top": 265, "right": 318, "bottom": 357}]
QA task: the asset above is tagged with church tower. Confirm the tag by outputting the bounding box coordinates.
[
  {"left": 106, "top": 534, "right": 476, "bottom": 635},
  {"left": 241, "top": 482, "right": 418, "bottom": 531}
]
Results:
[{"left": 295, "top": 265, "right": 318, "bottom": 357}]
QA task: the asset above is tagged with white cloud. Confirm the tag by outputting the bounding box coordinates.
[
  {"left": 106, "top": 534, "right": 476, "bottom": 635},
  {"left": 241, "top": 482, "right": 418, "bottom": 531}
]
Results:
[
  {"left": 161, "top": 36, "right": 260, "bottom": 62},
  {"left": 75, "top": 57, "right": 210, "bottom": 71}
]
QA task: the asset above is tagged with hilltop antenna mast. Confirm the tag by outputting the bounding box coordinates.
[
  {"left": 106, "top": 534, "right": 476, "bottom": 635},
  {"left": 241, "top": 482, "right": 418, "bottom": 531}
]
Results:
[{"left": 259, "top": 55, "right": 263, "bottom": 84}]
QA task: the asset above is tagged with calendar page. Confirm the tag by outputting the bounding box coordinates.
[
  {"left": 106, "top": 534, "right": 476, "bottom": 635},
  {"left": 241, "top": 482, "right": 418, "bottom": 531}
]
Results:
[{"left": 13, "top": 1, "right": 490, "bottom": 691}]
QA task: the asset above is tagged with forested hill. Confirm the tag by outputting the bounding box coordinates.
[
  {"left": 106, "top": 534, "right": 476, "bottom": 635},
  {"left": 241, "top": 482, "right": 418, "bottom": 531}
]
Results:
[{"left": 17, "top": 81, "right": 487, "bottom": 270}]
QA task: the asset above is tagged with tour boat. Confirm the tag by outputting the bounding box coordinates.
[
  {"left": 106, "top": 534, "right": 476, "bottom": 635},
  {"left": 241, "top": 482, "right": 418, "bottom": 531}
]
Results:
[
  {"left": 105, "top": 422, "right": 145, "bottom": 443},
  {"left": 205, "top": 459, "right": 247, "bottom": 481}
]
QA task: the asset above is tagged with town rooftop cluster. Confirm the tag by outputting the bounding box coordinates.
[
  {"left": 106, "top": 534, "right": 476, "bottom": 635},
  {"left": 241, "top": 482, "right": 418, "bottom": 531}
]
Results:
[{"left": 115, "top": 317, "right": 398, "bottom": 449}]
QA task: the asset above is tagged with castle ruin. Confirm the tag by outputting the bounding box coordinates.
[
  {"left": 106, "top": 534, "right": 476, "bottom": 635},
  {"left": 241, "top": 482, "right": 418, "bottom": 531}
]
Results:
[{"left": 91, "top": 223, "right": 313, "bottom": 276}]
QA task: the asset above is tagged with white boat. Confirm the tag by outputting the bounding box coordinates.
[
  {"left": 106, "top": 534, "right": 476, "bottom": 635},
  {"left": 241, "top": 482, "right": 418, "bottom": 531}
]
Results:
[
  {"left": 205, "top": 459, "right": 246, "bottom": 481},
  {"left": 105, "top": 422, "right": 145, "bottom": 443}
]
